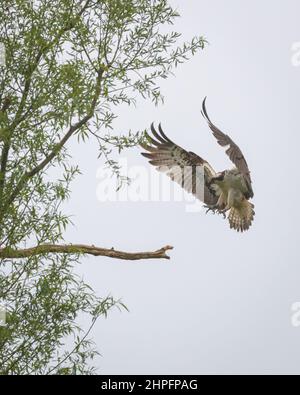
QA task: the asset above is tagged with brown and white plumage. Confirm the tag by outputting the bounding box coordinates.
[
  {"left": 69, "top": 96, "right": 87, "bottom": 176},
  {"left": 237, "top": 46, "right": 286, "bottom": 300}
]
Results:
[
  {"left": 140, "top": 123, "right": 218, "bottom": 206},
  {"left": 201, "top": 97, "right": 253, "bottom": 199},
  {"left": 140, "top": 98, "right": 255, "bottom": 232}
]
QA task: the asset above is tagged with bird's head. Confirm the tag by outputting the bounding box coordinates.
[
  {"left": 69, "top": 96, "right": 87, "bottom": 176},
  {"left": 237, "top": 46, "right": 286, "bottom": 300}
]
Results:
[{"left": 214, "top": 170, "right": 226, "bottom": 182}]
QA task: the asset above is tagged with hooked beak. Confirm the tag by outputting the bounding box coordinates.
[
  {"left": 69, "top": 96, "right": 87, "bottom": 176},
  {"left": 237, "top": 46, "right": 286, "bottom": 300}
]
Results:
[{"left": 213, "top": 171, "right": 225, "bottom": 182}]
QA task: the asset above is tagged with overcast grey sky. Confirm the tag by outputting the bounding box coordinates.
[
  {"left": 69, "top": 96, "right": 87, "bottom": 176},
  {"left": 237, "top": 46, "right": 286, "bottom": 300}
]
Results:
[{"left": 64, "top": 0, "right": 300, "bottom": 374}]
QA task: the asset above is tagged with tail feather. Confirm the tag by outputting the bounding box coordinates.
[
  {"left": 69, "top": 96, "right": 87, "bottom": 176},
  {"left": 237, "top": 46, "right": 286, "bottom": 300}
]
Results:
[{"left": 228, "top": 200, "right": 255, "bottom": 232}]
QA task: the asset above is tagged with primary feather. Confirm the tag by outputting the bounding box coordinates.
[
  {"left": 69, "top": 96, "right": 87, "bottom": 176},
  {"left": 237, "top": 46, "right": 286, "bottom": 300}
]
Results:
[{"left": 140, "top": 99, "right": 255, "bottom": 232}]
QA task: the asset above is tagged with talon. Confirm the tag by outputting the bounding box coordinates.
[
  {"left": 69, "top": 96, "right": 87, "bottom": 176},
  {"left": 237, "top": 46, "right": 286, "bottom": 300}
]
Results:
[
  {"left": 204, "top": 204, "right": 218, "bottom": 215},
  {"left": 218, "top": 208, "right": 228, "bottom": 219},
  {"left": 204, "top": 204, "right": 227, "bottom": 218}
]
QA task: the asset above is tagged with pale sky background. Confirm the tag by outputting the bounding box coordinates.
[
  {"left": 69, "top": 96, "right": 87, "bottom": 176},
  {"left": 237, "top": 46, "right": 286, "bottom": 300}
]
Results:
[{"left": 64, "top": 0, "right": 300, "bottom": 374}]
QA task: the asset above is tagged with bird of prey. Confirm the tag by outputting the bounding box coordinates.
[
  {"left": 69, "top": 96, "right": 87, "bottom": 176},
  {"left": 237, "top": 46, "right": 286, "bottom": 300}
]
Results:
[{"left": 140, "top": 97, "right": 255, "bottom": 232}]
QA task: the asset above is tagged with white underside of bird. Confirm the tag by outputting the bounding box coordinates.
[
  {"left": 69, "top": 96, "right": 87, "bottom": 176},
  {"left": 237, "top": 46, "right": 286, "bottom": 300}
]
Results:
[{"left": 208, "top": 168, "right": 255, "bottom": 231}]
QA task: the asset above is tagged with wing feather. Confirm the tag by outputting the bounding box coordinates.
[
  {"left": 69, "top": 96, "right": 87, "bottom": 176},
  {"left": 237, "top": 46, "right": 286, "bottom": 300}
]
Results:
[
  {"left": 201, "top": 97, "right": 253, "bottom": 198},
  {"left": 141, "top": 124, "right": 217, "bottom": 206}
]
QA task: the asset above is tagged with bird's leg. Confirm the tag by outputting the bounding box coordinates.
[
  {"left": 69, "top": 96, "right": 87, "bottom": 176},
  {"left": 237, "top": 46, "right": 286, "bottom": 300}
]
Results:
[
  {"left": 217, "top": 207, "right": 230, "bottom": 219},
  {"left": 204, "top": 204, "right": 219, "bottom": 215},
  {"left": 204, "top": 204, "right": 227, "bottom": 219}
]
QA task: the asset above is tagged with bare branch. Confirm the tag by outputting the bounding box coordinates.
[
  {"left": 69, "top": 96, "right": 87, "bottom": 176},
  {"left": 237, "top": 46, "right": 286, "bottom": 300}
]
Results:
[{"left": 0, "top": 243, "right": 173, "bottom": 260}]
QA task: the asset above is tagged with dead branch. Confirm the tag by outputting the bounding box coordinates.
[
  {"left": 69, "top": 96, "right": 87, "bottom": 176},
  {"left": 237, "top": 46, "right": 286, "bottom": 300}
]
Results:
[{"left": 0, "top": 243, "right": 173, "bottom": 260}]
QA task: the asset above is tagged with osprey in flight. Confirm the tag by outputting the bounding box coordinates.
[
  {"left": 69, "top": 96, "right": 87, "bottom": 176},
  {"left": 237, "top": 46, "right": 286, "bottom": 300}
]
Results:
[{"left": 140, "top": 98, "right": 255, "bottom": 232}]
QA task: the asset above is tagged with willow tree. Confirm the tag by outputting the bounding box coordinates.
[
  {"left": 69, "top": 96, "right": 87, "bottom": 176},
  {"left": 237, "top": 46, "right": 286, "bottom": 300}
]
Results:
[{"left": 0, "top": 0, "right": 206, "bottom": 374}]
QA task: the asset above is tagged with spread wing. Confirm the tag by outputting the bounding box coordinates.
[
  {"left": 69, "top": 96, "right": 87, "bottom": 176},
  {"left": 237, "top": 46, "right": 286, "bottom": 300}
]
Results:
[
  {"left": 140, "top": 123, "right": 217, "bottom": 206},
  {"left": 201, "top": 97, "right": 253, "bottom": 198}
]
